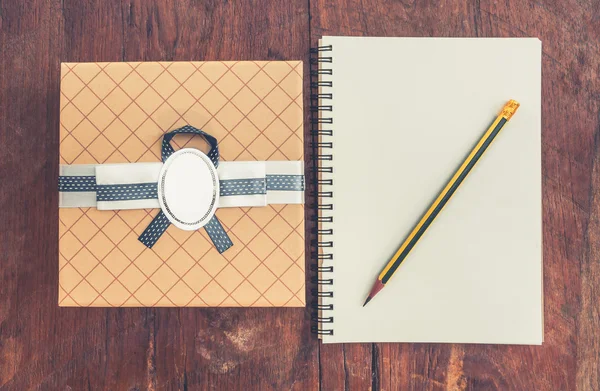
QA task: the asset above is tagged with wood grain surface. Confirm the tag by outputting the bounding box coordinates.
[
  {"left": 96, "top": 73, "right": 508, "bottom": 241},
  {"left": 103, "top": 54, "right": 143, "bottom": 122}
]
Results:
[{"left": 0, "top": 0, "right": 598, "bottom": 390}]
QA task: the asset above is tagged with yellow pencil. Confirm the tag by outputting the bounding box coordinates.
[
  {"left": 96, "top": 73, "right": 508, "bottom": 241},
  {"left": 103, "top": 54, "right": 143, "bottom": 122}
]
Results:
[{"left": 363, "top": 100, "right": 520, "bottom": 306}]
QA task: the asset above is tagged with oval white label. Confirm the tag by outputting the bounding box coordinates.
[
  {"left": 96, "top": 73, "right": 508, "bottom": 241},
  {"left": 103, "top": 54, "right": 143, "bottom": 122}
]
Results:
[{"left": 157, "top": 148, "right": 219, "bottom": 231}]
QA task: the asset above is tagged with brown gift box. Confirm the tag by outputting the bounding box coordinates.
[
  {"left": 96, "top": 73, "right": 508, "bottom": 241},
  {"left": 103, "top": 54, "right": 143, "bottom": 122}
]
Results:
[{"left": 58, "top": 61, "right": 305, "bottom": 307}]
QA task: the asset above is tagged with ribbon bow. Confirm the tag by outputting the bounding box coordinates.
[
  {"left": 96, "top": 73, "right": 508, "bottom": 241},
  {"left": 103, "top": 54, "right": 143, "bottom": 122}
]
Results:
[
  {"left": 138, "top": 125, "right": 233, "bottom": 253},
  {"left": 58, "top": 125, "right": 305, "bottom": 255}
]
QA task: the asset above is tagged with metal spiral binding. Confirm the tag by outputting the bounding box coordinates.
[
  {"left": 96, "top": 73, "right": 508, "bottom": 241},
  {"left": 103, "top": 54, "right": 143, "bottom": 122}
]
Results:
[{"left": 310, "top": 44, "right": 334, "bottom": 336}]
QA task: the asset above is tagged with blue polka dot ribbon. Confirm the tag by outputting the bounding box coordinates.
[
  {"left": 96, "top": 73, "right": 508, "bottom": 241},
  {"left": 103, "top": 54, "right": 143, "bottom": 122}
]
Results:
[
  {"left": 138, "top": 125, "right": 233, "bottom": 253},
  {"left": 161, "top": 125, "right": 219, "bottom": 166}
]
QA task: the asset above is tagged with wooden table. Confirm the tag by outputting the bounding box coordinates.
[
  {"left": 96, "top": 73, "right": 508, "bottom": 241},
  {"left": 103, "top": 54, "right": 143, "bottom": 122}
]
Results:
[{"left": 0, "top": 1, "right": 598, "bottom": 390}]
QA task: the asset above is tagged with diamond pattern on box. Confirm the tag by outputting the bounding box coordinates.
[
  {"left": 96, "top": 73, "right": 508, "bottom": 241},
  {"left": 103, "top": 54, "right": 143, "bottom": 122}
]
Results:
[{"left": 59, "top": 61, "right": 305, "bottom": 307}]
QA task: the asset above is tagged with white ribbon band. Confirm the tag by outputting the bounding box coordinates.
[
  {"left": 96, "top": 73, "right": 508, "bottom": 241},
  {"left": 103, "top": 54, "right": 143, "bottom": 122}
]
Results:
[{"left": 59, "top": 161, "right": 304, "bottom": 209}]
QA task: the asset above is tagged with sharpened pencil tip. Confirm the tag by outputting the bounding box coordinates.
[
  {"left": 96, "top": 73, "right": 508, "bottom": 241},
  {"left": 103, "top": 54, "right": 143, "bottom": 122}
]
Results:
[{"left": 363, "top": 279, "right": 385, "bottom": 307}]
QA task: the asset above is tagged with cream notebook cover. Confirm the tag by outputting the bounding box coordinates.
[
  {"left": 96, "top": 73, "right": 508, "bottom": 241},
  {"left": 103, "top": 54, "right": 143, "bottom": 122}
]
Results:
[{"left": 313, "top": 37, "right": 542, "bottom": 344}]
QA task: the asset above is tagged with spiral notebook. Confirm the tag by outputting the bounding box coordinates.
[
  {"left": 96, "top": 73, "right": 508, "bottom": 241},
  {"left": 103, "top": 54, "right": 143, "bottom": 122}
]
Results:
[{"left": 310, "top": 37, "right": 543, "bottom": 344}]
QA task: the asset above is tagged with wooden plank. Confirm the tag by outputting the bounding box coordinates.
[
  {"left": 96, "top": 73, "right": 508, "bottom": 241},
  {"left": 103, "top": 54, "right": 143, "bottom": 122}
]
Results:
[
  {"left": 0, "top": 1, "right": 142, "bottom": 389},
  {"left": 310, "top": 0, "right": 600, "bottom": 390},
  {"left": 0, "top": 0, "right": 317, "bottom": 390},
  {"left": 320, "top": 343, "right": 373, "bottom": 390},
  {"left": 154, "top": 307, "right": 316, "bottom": 390}
]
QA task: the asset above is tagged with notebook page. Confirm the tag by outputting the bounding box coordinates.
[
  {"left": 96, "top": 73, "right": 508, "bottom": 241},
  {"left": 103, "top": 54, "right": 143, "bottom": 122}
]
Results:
[{"left": 322, "top": 37, "right": 542, "bottom": 344}]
